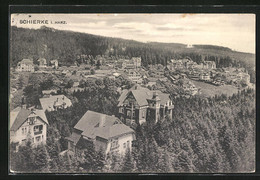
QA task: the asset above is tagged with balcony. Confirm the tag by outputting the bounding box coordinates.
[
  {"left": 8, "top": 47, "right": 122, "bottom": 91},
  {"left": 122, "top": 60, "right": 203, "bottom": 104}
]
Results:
[{"left": 34, "top": 131, "right": 42, "bottom": 135}]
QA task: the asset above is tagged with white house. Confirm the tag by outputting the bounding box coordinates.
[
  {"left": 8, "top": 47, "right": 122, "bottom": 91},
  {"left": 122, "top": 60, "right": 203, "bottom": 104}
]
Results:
[
  {"left": 66, "top": 111, "right": 135, "bottom": 155},
  {"left": 10, "top": 107, "right": 49, "bottom": 149},
  {"left": 38, "top": 58, "right": 47, "bottom": 68},
  {"left": 50, "top": 59, "right": 59, "bottom": 69},
  {"left": 39, "top": 94, "right": 72, "bottom": 112},
  {"left": 16, "top": 59, "right": 35, "bottom": 72}
]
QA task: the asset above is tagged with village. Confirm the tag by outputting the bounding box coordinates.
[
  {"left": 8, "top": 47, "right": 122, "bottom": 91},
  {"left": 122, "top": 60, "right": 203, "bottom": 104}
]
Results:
[{"left": 10, "top": 54, "right": 254, "bottom": 164}]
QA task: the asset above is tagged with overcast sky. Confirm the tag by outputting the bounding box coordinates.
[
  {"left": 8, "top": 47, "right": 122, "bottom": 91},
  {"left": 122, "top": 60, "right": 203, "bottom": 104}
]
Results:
[{"left": 11, "top": 13, "right": 255, "bottom": 54}]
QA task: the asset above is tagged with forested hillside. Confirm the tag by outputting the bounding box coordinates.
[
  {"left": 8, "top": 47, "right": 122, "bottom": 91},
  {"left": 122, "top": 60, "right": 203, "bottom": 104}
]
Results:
[
  {"left": 10, "top": 26, "right": 255, "bottom": 82},
  {"left": 10, "top": 87, "right": 255, "bottom": 173},
  {"left": 134, "top": 89, "right": 255, "bottom": 173}
]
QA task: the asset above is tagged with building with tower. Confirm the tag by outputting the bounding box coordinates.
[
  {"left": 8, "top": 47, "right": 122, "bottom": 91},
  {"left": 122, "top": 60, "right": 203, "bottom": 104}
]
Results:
[{"left": 117, "top": 85, "right": 174, "bottom": 126}]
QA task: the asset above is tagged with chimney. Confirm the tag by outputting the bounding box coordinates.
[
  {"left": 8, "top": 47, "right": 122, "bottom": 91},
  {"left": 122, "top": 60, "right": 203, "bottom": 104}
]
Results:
[
  {"left": 153, "top": 91, "right": 158, "bottom": 99},
  {"left": 99, "top": 114, "right": 106, "bottom": 127},
  {"left": 21, "top": 97, "right": 27, "bottom": 109},
  {"left": 21, "top": 104, "right": 27, "bottom": 109}
]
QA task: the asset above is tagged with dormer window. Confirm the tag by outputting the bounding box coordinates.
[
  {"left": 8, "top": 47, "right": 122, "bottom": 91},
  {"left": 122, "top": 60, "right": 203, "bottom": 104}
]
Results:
[{"left": 28, "top": 117, "right": 36, "bottom": 125}]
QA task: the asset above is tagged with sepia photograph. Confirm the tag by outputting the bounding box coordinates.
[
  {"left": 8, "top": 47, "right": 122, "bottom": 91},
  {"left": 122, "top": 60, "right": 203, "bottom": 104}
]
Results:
[{"left": 9, "top": 13, "right": 255, "bottom": 174}]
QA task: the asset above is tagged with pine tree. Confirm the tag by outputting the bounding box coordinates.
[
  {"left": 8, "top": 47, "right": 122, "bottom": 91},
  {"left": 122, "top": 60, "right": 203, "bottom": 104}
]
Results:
[
  {"left": 33, "top": 145, "right": 51, "bottom": 172},
  {"left": 121, "top": 148, "right": 135, "bottom": 172},
  {"left": 94, "top": 148, "right": 106, "bottom": 172}
]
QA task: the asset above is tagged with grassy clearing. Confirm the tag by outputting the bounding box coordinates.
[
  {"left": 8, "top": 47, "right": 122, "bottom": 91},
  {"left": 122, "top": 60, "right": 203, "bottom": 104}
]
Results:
[{"left": 191, "top": 80, "right": 239, "bottom": 97}]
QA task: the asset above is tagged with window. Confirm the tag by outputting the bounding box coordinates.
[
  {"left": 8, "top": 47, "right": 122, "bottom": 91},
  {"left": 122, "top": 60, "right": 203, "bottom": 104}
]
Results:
[
  {"left": 29, "top": 117, "right": 35, "bottom": 125},
  {"left": 36, "top": 136, "right": 41, "bottom": 142},
  {"left": 121, "top": 108, "right": 124, "bottom": 113},
  {"left": 111, "top": 139, "right": 119, "bottom": 149},
  {"left": 123, "top": 143, "right": 126, "bottom": 149},
  {"left": 127, "top": 141, "right": 130, "bottom": 148},
  {"left": 132, "top": 111, "right": 135, "bottom": 117},
  {"left": 22, "top": 128, "right": 24, "bottom": 135},
  {"left": 142, "top": 111, "right": 145, "bottom": 118},
  {"left": 127, "top": 111, "right": 131, "bottom": 117},
  {"left": 34, "top": 125, "right": 43, "bottom": 135}
]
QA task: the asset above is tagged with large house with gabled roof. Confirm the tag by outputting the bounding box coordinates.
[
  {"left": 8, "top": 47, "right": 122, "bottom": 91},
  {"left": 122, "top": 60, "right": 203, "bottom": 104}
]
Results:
[
  {"left": 117, "top": 85, "right": 174, "bottom": 125},
  {"left": 16, "top": 59, "right": 35, "bottom": 72},
  {"left": 66, "top": 110, "right": 135, "bottom": 155},
  {"left": 10, "top": 107, "right": 49, "bottom": 149},
  {"left": 39, "top": 94, "right": 72, "bottom": 112}
]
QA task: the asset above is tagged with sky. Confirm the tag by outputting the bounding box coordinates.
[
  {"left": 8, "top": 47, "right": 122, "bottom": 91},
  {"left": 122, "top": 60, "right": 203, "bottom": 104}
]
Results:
[{"left": 11, "top": 13, "right": 255, "bottom": 54}]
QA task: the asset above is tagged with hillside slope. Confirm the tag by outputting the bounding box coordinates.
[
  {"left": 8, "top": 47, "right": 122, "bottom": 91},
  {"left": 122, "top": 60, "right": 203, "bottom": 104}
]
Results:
[{"left": 10, "top": 26, "right": 255, "bottom": 81}]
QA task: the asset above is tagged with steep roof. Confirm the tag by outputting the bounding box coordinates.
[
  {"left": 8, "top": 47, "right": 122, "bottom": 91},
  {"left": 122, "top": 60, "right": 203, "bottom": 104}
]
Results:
[
  {"left": 20, "top": 59, "right": 34, "bottom": 65},
  {"left": 10, "top": 107, "right": 31, "bottom": 131},
  {"left": 131, "top": 89, "right": 152, "bottom": 106},
  {"left": 33, "top": 109, "right": 49, "bottom": 125},
  {"left": 73, "top": 111, "right": 134, "bottom": 140},
  {"left": 38, "top": 58, "right": 47, "bottom": 63},
  {"left": 117, "top": 86, "right": 171, "bottom": 107},
  {"left": 10, "top": 108, "right": 49, "bottom": 131}
]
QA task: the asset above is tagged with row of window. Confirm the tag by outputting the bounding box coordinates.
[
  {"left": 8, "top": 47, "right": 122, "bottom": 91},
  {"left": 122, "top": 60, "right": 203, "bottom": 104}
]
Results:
[
  {"left": 21, "top": 135, "right": 44, "bottom": 144},
  {"left": 110, "top": 139, "right": 131, "bottom": 150},
  {"left": 123, "top": 140, "right": 130, "bottom": 149},
  {"left": 22, "top": 125, "right": 43, "bottom": 135},
  {"left": 120, "top": 108, "right": 145, "bottom": 118},
  {"left": 22, "top": 127, "right": 28, "bottom": 135}
]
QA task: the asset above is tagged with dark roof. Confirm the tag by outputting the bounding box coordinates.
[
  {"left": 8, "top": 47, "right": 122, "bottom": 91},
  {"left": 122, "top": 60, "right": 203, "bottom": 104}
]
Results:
[
  {"left": 72, "top": 110, "right": 134, "bottom": 140},
  {"left": 118, "top": 86, "right": 171, "bottom": 107},
  {"left": 65, "top": 132, "right": 81, "bottom": 145},
  {"left": 10, "top": 108, "right": 31, "bottom": 131}
]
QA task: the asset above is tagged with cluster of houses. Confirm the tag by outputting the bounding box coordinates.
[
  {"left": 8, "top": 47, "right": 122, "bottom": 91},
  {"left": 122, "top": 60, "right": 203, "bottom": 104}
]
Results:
[
  {"left": 10, "top": 81, "right": 173, "bottom": 156},
  {"left": 167, "top": 58, "right": 251, "bottom": 87},
  {"left": 16, "top": 58, "right": 59, "bottom": 72},
  {"left": 11, "top": 55, "right": 252, "bottom": 156},
  {"left": 10, "top": 91, "right": 73, "bottom": 150}
]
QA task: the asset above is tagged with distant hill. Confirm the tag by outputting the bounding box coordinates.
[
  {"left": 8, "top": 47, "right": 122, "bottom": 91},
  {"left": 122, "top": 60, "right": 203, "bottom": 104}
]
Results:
[{"left": 10, "top": 26, "right": 255, "bottom": 82}]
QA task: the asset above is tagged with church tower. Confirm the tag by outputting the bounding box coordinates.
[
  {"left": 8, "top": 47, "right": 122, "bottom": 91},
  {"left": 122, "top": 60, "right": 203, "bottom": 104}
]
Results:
[{"left": 147, "top": 91, "right": 161, "bottom": 123}]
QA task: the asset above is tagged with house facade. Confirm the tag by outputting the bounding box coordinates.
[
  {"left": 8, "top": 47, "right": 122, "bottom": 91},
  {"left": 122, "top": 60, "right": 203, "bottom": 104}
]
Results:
[
  {"left": 201, "top": 61, "right": 216, "bottom": 69},
  {"left": 132, "top": 57, "right": 142, "bottom": 68},
  {"left": 66, "top": 111, "right": 135, "bottom": 155},
  {"left": 16, "top": 59, "right": 35, "bottom": 72},
  {"left": 122, "top": 57, "right": 142, "bottom": 69},
  {"left": 128, "top": 70, "right": 142, "bottom": 84},
  {"left": 38, "top": 58, "right": 47, "bottom": 68},
  {"left": 117, "top": 85, "right": 174, "bottom": 125},
  {"left": 169, "top": 58, "right": 197, "bottom": 70},
  {"left": 10, "top": 107, "right": 49, "bottom": 149},
  {"left": 200, "top": 73, "right": 211, "bottom": 81},
  {"left": 50, "top": 60, "right": 59, "bottom": 69}
]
